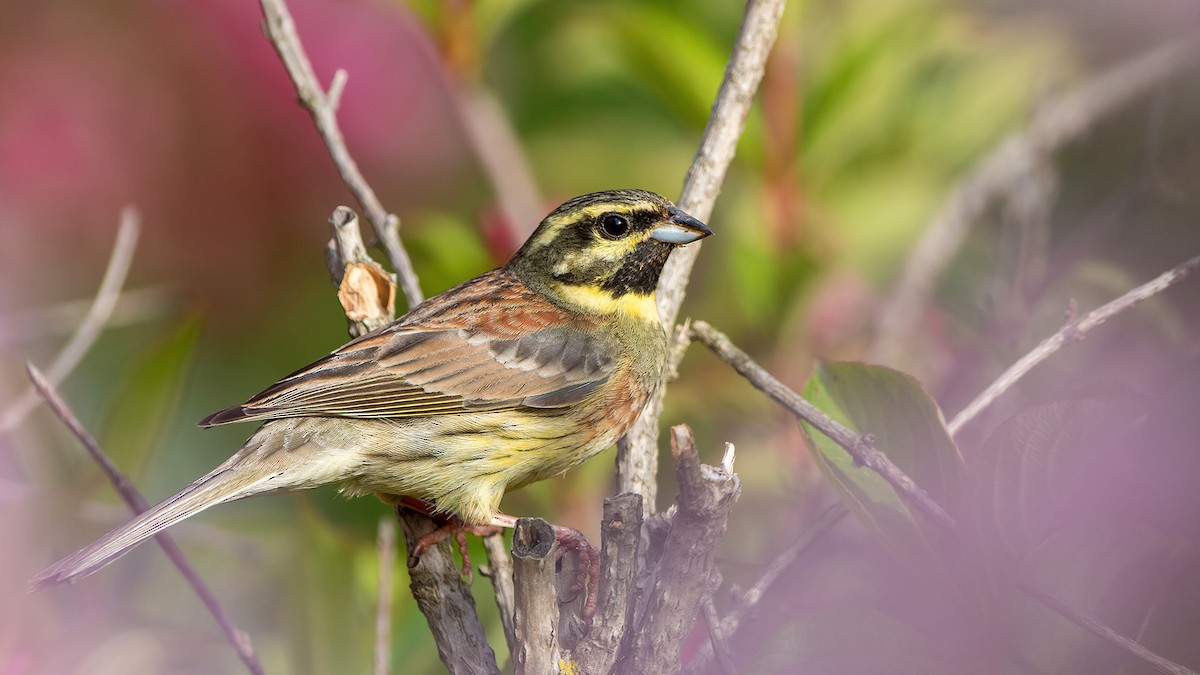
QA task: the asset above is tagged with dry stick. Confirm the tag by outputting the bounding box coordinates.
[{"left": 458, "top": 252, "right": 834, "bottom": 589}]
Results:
[
  {"left": 324, "top": 209, "right": 498, "bottom": 674},
  {"left": 625, "top": 426, "right": 741, "bottom": 675},
  {"left": 434, "top": 0, "right": 542, "bottom": 243},
  {"left": 481, "top": 533, "right": 518, "bottom": 661},
  {"left": 683, "top": 503, "right": 849, "bottom": 675},
  {"left": 619, "top": 0, "right": 787, "bottom": 516},
  {"left": 263, "top": 0, "right": 503, "bottom": 655},
  {"left": 398, "top": 512, "right": 502, "bottom": 675},
  {"left": 696, "top": 295, "right": 1200, "bottom": 674},
  {"left": 1018, "top": 582, "right": 1198, "bottom": 675},
  {"left": 570, "top": 493, "right": 644, "bottom": 673},
  {"left": 690, "top": 320, "right": 956, "bottom": 531},
  {"left": 374, "top": 518, "right": 397, "bottom": 675},
  {"left": 948, "top": 253, "right": 1200, "bottom": 436},
  {"left": 871, "top": 40, "right": 1198, "bottom": 364},
  {"left": 511, "top": 518, "right": 561, "bottom": 675},
  {"left": 1, "top": 208, "right": 140, "bottom": 432},
  {"left": 553, "top": 546, "right": 586, "bottom": 652},
  {"left": 258, "top": 0, "right": 422, "bottom": 308},
  {"left": 0, "top": 285, "right": 174, "bottom": 349},
  {"left": 701, "top": 598, "right": 738, "bottom": 675},
  {"left": 451, "top": 84, "right": 544, "bottom": 240},
  {"left": 26, "top": 365, "right": 265, "bottom": 675}
]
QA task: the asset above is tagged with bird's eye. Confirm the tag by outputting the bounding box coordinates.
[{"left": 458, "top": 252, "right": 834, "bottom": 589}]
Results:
[{"left": 599, "top": 214, "right": 630, "bottom": 239}]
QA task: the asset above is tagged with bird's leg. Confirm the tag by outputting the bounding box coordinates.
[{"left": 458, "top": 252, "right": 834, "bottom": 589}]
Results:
[
  {"left": 489, "top": 513, "right": 601, "bottom": 624},
  {"left": 382, "top": 495, "right": 501, "bottom": 580},
  {"left": 383, "top": 495, "right": 600, "bottom": 622}
]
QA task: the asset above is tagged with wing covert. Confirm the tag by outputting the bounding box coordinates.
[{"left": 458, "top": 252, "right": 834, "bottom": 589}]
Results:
[{"left": 198, "top": 271, "right": 618, "bottom": 427}]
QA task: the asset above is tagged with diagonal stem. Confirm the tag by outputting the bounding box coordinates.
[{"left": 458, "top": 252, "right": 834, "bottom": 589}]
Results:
[
  {"left": 948, "top": 253, "right": 1200, "bottom": 436},
  {"left": 27, "top": 364, "right": 265, "bottom": 675},
  {"left": 618, "top": 0, "right": 788, "bottom": 515}
]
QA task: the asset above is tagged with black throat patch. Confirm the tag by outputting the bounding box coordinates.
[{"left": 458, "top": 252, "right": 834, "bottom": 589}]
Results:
[{"left": 599, "top": 239, "right": 673, "bottom": 298}]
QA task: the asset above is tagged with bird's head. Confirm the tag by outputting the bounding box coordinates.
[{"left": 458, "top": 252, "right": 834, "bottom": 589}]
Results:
[{"left": 507, "top": 189, "right": 712, "bottom": 320}]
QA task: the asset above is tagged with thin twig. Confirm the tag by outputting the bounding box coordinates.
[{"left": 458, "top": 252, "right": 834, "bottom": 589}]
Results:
[
  {"left": 1, "top": 208, "right": 140, "bottom": 432},
  {"left": 701, "top": 598, "right": 738, "bottom": 675},
  {"left": 1018, "top": 581, "right": 1198, "bottom": 675},
  {"left": 948, "top": 253, "right": 1200, "bottom": 436},
  {"left": 871, "top": 40, "right": 1198, "bottom": 364},
  {"left": 451, "top": 84, "right": 544, "bottom": 242},
  {"left": 0, "top": 286, "right": 172, "bottom": 349},
  {"left": 323, "top": 208, "right": 496, "bottom": 673},
  {"left": 27, "top": 364, "right": 265, "bottom": 675},
  {"left": 690, "top": 320, "right": 955, "bottom": 531},
  {"left": 684, "top": 503, "right": 849, "bottom": 674},
  {"left": 619, "top": 0, "right": 787, "bottom": 515},
  {"left": 257, "top": 0, "right": 423, "bottom": 308},
  {"left": 374, "top": 517, "right": 397, "bottom": 675},
  {"left": 482, "top": 532, "right": 518, "bottom": 660}
]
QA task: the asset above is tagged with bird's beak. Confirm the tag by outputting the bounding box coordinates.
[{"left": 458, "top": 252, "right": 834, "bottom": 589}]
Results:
[{"left": 651, "top": 206, "right": 714, "bottom": 245}]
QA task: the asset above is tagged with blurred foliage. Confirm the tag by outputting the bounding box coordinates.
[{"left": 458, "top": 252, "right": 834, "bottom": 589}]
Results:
[
  {"left": 800, "top": 363, "right": 963, "bottom": 555},
  {"left": 4, "top": 0, "right": 1200, "bottom": 673},
  {"left": 787, "top": 366, "right": 1200, "bottom": 673}
]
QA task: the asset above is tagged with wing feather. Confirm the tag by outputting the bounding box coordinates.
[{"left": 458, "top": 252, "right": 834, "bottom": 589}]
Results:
[{"left": 197, "top": 270, "right": 618, "bottom": 427}]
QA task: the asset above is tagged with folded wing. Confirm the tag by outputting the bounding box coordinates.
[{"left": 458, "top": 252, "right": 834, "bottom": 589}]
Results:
[{"left": 198, "top": 271, "right": 617, "bottom": 426}]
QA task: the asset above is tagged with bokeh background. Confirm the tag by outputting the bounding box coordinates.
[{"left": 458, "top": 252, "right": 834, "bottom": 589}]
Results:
[{"left": 3, "top": 0, "right": 1199, "bottom": 673}]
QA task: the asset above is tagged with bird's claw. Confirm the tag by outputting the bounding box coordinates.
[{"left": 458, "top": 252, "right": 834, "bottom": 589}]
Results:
[
  {"left": 552, "top": 524, "right": 601, "bottom": 624},
  {"left": 408, "top": 514, "right": 503, "bottom": 584}
]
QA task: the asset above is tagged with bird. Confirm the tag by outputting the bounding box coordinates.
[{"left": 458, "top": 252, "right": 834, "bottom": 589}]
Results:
[{"left": 32, "top": 189, "right": 712, "bottom": 595}]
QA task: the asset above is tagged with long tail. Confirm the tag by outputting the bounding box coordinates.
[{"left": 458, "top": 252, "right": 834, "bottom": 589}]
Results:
[
  {"left": 33, "top": 418, "right": 362, "bottom": 589},
  {"left": 31, "top": 463, "right": 280, "bottom": 589}
]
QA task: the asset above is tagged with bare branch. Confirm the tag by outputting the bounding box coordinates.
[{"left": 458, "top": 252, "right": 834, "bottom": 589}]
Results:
[
  {"left": 690, "top": 320, "right": 956, "bottom": 531},
  {"left": 625, "top": 425, "right": 741, "bottom": 675},
  {"left": 26, "top": 364, "right": 264, "bottom": 675},
  {"left": 0, "top": 286, "right": 171, "bottom": 349},
  {"left": 374, "top": 517, "right": 397, "bottom": 675},
  {"left": 571, "top": 493, "right": 644, "bottom": 673},
  {"left": 1, "top": 208, "right": 140, "bottom": 432},
  {"left": 684, "top": 503, "right": 849, "bottom": 674},
  {"left": 397, "top": 510, "right": 501, "bottom": 675},
  {"left": 481, "top": 533, "right": 518, "bottom": 661},
  {"left": 619, "top": 0, "right": 787, "bottom": 515},
  {"left": 323, "top": 208, "right": 496, "bottom": 671},
  {"left": 701, "top": 598, "right": 738, "bottom": 675},
  {"left": 451, "top": 84, "right": 544, "bottom": 241},
  {"left": 512, "top": 518, "right": 561, "bottom": 675},
  {"left": 1019, "top": 581, "right": 1198, "bottom": 675},
  {"left": 257, "top": 0, "right": 423, "bottom": 308},
  {"left": 871, "top": 40, "right": 1198, "bottom": 363},
  {"left": 948, "top": 253, "right": 1200, "bottom": 436}
]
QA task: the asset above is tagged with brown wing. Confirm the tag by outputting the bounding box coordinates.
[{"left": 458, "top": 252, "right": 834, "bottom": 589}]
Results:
[{"left": 197, "top": 270, "right": 617, "bottom": 427}]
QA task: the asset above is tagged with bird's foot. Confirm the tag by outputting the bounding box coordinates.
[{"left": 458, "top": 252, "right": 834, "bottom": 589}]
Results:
[
  {"left": 551, "top": 523, "right": 601, "bottom": 624},
  {"left": 491, "top": 514, "right": 599, "bottom": 623},
  {"left": 409, "top": 516, "right": 503, "bottom": 582},
  {"left": 383, "top": 495, "right": 600, "bottom": 623},
  {"left": 384, "top": 495, "right": 501, "bottom": 582}
]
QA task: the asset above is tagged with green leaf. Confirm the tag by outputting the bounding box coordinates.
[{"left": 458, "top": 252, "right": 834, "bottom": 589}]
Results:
[
  {"left": 800, "top": 362, "right": 964, "bottom": 552},
  {"left": 100, "top": 315, "right": 203, "bottom": 479}
]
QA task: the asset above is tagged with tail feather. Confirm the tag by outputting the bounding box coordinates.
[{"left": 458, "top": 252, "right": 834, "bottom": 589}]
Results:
[{"left": 31, "top": 466, "right": 277, "bottom": 589}]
